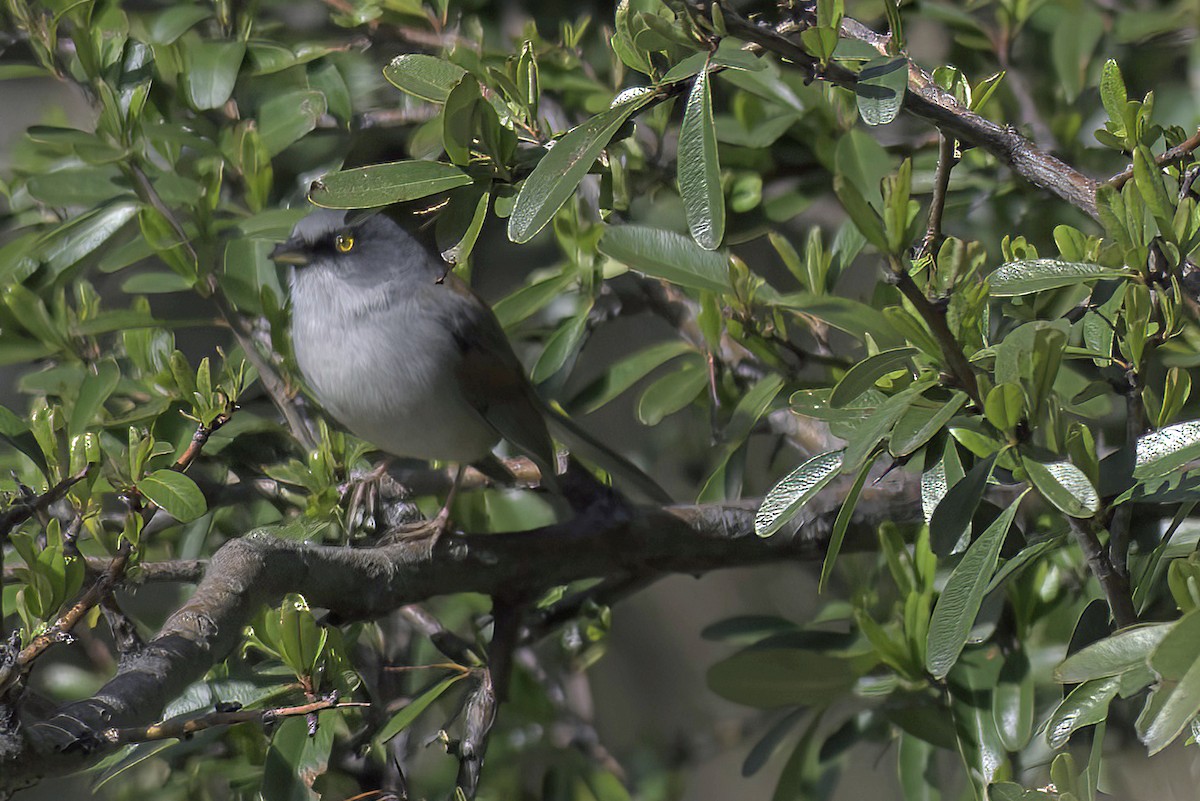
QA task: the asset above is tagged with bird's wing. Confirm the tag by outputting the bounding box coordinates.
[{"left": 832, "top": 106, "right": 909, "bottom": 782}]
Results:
[{"left": 438, "top": 275, "right": 559, "bottom": 481}]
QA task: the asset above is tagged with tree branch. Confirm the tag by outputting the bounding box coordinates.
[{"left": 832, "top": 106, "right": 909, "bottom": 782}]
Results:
[
  {"left": 709, "top": 5, "right": 1100, "bottom": 219},
  {"left": 0, "top": 478, "right": 919, "bottom": 794}
]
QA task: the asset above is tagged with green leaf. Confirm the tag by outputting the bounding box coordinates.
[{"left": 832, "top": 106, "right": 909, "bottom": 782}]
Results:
[
  {"left": 383, "top": 54, "right": 466, "bottom": 102},
  {"left": 993, "top": 650, "right": 1034, "bottom": 751},
  {"left": 833, "top": 175, "right": 888, "bottom": 251},
  {"left": 678, "top": 66, "right": 724, "bottom": 250},
  {"left": 1054, "top": 623, "right": 1171, "bottom": 683},
  {"left": 146, "top": 5, "right": 211, "bottom": 44},
  {"left": 1138, "top": 609, "right": 1200, "bottom": 753},
  {"left": 598, "top": 225, "right": 731, "bottom": 294},
  {"left": 69, "top": 359, "right": 120, "bottom": 438},
  {"left": 309, "top": 161, "right": 473, "bottom": 209},
  {"left": 636, "top": 362, "right": 708, "bottom": 425},
  {"left": 898, "top": 733, "right": 941, "bottom": 801},
  {"left": 1023, "top": 458, "right": 1099, "bottom": 518},
  {"left": 890, "top": 392, "right": 967, "bottom": 457},
  {"left": 257, "top": 90, "right": 327, "bottom": 156},
  {"left": 38, "top": 200, "right": 140, "bottom": 277},
  {"left": 1045, "top": 677, "right": 1121, "bottom": 750},
  {"left": 183, "top": 40, "right": 246, "bottom": 110},
  {"left": 925, "top": 492, "right": 1026, "bottom": 679},
  {"left": 139, "top": 469, "right": 207, "bottom": 523},
  {"left": 855, "top": 56, "right": 907, "bottom": 126},
  {"left": 742, "top": 709, "right": 806, "bottom": 777},
  {"left": 843, "top": 382, "right": 931, "bottom": 472},
  {"left": 509, "top": 90, "right": 654, "bottom": 243},
  {"left": 378, "top": 674, "right": 464, "bottom": 742},
  {"left": 1099, "top": 59, "right": 1127, "bottom": 127},
  {"left": 570, "top": 340, "right": 694, "bottom": 414},
  {"left": 1133, "top": 145, "right": 1175, "bottom": 228},
  {"left": 987, "top": 260, "right": 1128, "bottom": 296},
  {"left": 700, "top": 374, "right": 787, "bottom": 500},
  {"left": 707, "top": 648, "right": 857, "bottom": 707},
  {"left": 1135, "top": 420, "right": 1200, "bottom": 479},
  {"left": 984, "top": 383, "right": 1025, "bottom": 433},
  {"left": 530, "top": 308, "right": 590, "bottom": 384},
  {"left": 756, "top": 450, "right": 844, "bottom": 538},
  {"left": 928, "top": 453, "right": 996, "bottom": 556},
  {"left": 830, "top": 347, "right": 918, "bottom": 408},
  {"left": 820, "top": 452, "right": 874, "bottom": 590},
  {"left": 442, "top": 76, "right": 482, "bottom": 166}
]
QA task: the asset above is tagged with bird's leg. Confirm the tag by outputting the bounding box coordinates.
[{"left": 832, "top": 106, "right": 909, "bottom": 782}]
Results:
[{"left": 430, "top": 463, "right": 468, "bottom": 536}]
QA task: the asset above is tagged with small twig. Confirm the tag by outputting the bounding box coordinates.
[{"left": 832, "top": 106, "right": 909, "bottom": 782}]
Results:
[
  {"left": 1108, "top": 127, "right": 1200, "bottom": 189},
  {"left": 173, "top": 413, "right": 233, "bottom": 473},
  {"left": 398, "top": 605, "right": 482, "bottom": 666},
  {"left": 454, "top": 670, "right": 497, "bottom": 801},
  {"left": 1068, "top": 518, "right": 1137, "bottom": 628},
  {"left": 103, "top": 693, "right": 365, "bottom": 744},
  {"left": 2, "top": 557, "right": 205, "bottom": 586},
  {"left": 0, "top": 466, "right": 91, "bottom": 540},
  {"left": 891, "top": 266, "right": 982, "bottom": 407},
  {"left": 0, "top": 542, "right": 133, "bottom": 695},
  {"left": 919, "top": 133, "right": 959, "bottom": 259}
]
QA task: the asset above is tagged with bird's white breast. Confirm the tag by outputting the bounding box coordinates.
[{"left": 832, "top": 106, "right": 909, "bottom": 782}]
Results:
[{"left": 289, "top": 270, "right": 500, "bottom": 462}]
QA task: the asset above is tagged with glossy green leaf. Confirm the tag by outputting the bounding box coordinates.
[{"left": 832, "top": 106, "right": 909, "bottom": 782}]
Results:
[
  {"left": 926, "top": 492, "right": 1025, "bottom": 679},
  {"left": 377, "top": 673, "right": 463, "bottom": 741},
  {"left": 830, "top": 347, "right": 918, "bottom": 408},
  {"left": 928, "top": 453, "right": 996, "bottom": 556},
  {"left": 38, "top": 201, "right": 140, "bottom": 277},
  {"left": 820, "top": 453, "right": 874, "bottom": 590},
  {"left": 309, "top": 161, "right": 472, "bottom": 209},
  {"left": 1054, "top": 623, "right": 1171, "bottom": 683},
  {"left": 383, "top": 54, "right": 467, "bottom": 102},
  {"left": 890, "top": 393, "right": 967, "bottom": 457},
  {"left": 1045, "top": 677, "right": 1121, "bottom": 749},
  {"left": 856, "top": 56, "right": 907, "bottom": 126},
  {"left": 1099, "top": 59, "right": 1126, "bottom": 125},
  {"left": 530, "top": 309, "right": 590, "bottom": 384},
  {"left": 898, "top": 733, "right": 941, "bottom": 801},
  {"left": 988, "top": 260, "right": 1127, "bottom": 296},
  {"left": 678, "top": 66, "right": 724, "bottom": 250},
  {"left": 139, "top": 469, "right": 207, "bottom": 523},
  {"left": 1135, "top": 420, "right": 1200, "bottom": 479},
  {"left": 598, "top": 225, "right": 731, "bottom": 294},
  {"left": 1023, "top": 458, "right": 1099, "bottom": 518},
  {"left": 509, "top": 90, "right": 654, "bottom": 243},
  {"left": 842, "top": 382, "right": 930, "bottom": 472},
  {"left": 756, "top": 450, "right": 844, "bottom": 538},
  {"left": 994, "top": 650, "right": 1034, "bottom": 751}
]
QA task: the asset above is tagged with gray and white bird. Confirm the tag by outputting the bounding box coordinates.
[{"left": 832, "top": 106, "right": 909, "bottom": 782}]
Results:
[{"left": 273, "top": 208, "right": 670, "bottom": 522}]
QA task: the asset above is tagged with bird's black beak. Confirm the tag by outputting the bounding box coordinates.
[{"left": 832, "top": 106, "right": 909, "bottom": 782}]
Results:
[{"left": 269, "top": 239, "right": 310, "bottom": 266}]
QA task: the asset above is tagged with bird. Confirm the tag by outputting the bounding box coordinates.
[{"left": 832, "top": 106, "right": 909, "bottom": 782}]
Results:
[{"left": 272, "top": 208, "right": 671, "bottom": 531}]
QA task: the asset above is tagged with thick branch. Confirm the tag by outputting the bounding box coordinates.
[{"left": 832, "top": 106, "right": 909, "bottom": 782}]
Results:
[
  {"left": 0, "top": 480, "right": 918, "bottom": 793},
  {"left": 1068, "top": 518, "right": 1137, "bottom": 629}
]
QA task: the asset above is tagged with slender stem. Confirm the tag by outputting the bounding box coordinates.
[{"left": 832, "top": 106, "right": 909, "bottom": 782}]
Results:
[
  {"left": 1069, "top": 518, "right": 1138, "bottom": 629},
  {"left": 920, "top": 133, "right": 959, "bottom": 259},
  {"left": 891, "top": 266, "right": 982, "bottom": 407},
  {"left": 1107, "top": 127, "right": 1200, "bottom": 189},
  {"left": 104, "top": 693, "right": 363, "bottom": 744}
]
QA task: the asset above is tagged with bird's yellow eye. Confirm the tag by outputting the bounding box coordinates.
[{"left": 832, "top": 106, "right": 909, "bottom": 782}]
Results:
[{"left": 335, "top": 233, "right": 355, "bottom": 253}]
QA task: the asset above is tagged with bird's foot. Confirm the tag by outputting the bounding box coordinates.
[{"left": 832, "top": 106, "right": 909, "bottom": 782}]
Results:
[{"left": 340, "top": 459, "right": 417, "bottom": 537}]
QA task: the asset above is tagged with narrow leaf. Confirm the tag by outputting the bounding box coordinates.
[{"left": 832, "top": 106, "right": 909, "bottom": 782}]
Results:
[
  {"left": 830, "top": 347, "right": 918, "bottom": 408},
  {"left": 1054, "top": 623, "right": 1172, "bottom": 683},
  {"left": 378, "top": 674, "right": 464, "bottom": 742},
  {"left": 598, "top": 225, "right": 731, "bottom": 294},
  {"left": 820, "top": 452, "right": 875, "bottom": 590},
  {"left": 1023, "top": 458, "right": 1099, "bottom": 518},
  {"left": 509, "top": 90, "right": 654, "bottom": 243},
  {"left": 309, "top": 161, "right": 472, "bottom": 209},
  {"left": 925, "top": 492, "right": 1026, "bottom": 679},
  {"left": 988, "top": 260, "right": 1128, "bottom": 296},
  {"left": 678, "top": 66, "right": 724, "bottom": 249},
  {"left": 756, "top": 450, "right": 844, "bottom": 538}
]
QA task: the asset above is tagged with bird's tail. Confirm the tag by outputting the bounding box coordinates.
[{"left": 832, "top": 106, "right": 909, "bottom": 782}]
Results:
[{"left": 542, "top": 404, "right": 673, "bottom": 505}]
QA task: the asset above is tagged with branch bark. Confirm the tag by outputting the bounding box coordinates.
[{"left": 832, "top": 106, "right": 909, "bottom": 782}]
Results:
[{"left": 0, "top": 477, "right": 919, "bottom": 796}]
